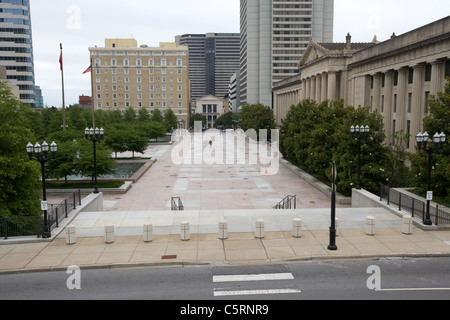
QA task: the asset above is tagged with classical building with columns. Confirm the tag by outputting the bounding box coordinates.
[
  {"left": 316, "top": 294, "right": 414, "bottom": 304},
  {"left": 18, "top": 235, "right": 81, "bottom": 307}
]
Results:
[{"left": 273, "top": 16, "right": 450, "bottom": 153}]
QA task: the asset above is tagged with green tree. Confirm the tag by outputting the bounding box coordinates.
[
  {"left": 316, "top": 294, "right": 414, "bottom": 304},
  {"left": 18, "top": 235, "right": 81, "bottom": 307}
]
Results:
[
  {"left": 190, "top": 113, "right": 206, "bottom": 128},
  {"left": 410, "top": 79, "right": 450, "bottom": 202},
  {"left": 239, "top": 103, "right": 276, "bottom": 140},
  {"left": 280, "top": 99, "right": 393, "bottom": 196},
  {"left": 76, "top": 139, "right": 116, "bottom": 182},
  {"left": 0, "top": 82, "right": 41, "bottom": 217},
  {"left": 215, "top": 112, "right": 239, "bottom": 128},
  {"left": 164, "top": 108, "right": 178, "bottom": 132},
  {"left": 151, "top": 108, "right": 164, "bottom": 123}
]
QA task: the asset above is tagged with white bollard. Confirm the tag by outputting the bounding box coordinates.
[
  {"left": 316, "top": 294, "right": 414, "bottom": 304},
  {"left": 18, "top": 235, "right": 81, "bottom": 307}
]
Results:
[
  {"left": 292, "top": 218, "right": 303, "bottom": 238},
  {"left": 65, "top": 225, "right": 77, "bottom": 245},
  {"left": 402, "top": 216, "right": 413, "bottom": 235},
  {"left": 365, "top": 216, "right": 376, "bottom": 236},
  {"left": 180, "top": 222, "right": 190, "bottom": 241},
  {"left": 143, "top": 223, "right": 153, "bottom": 242},
  {"left": 104, "top": 224, "right": 115, "bottom": 244},
  {"left": 218, "top": 221, "right": 228, "bottom": 240},
  {"left": 255, "top": 219, "right": 265, "bottom": 239}
]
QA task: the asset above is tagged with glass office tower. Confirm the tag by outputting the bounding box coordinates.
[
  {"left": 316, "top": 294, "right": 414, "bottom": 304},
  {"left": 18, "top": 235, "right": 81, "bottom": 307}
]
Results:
[{"left": 0, "top": 0, "right": 35, "bottom": 108}]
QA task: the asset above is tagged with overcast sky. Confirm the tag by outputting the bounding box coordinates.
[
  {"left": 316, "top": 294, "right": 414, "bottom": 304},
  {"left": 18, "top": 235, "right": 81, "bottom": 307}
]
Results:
[{"left": 30, "top": 0, "right": 450, "bottom": 108}]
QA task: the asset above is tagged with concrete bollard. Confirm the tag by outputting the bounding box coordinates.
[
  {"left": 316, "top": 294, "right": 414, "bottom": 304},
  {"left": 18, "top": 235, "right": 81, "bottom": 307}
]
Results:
[
  {"left": 255, "top": 219, "right": 265, "bottom": 239},
  {"left": 218, "top": 221, "right": 228, "bottom": 240},
  {"left": 401, "top": 216, "right": 413, "bottom": 235},
  {"left": 365, "top": 216, "right": 376, "bottom": 236},
  {"left": 104, "top": 224, "right": 115, "bottom": 244},
  {"left": 65, "top": 225, "right": 77, "bottom": 245},
  {"left": 180, "top": 222, "right": 190, "bottom": 241},
  {"left": 143, "top": 223, "right": 153, "bottom": 242},
  {"left": 292, "top": 218, "right": 303, "bottom": 238}
]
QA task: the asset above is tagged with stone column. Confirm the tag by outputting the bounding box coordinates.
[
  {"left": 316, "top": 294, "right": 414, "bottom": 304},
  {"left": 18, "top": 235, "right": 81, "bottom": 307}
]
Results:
[
  {"left": 321, "top": 72, "right": 328, "bottom": 102},
  {"left": 327, "top": 72, "right": 337, "bottom": 101},
  {"left": 305, "top": 78, "right": 311, "bottom": 100},
  {"left": 412, "top": 63, "right": 425, "bottom": 139},
  {"left": 372, "top": 73, "right": 381, "bottom": 112},
  {"left": 396, "top": 67, "right": 408, "bottom": 133},
  {"left": 301, "top": 78, "right": 307, "bottom": 101},
  {"left": 310, "top": 76, "right": 316, "bottom": 102},
  {"left": 315, "top": 75, "right": 322, "bottom": 103},
  {"left": 430, "top": 59, "right": 445, "bottom": 96},
  {"left": 383, "top": 70, "right": 394, "bottom": 143}
]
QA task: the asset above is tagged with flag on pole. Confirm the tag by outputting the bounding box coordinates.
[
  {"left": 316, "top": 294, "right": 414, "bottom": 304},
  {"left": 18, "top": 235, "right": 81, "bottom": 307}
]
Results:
[
  {"left": 59, "top": 53, "right": 63, "bottom": 70},
  {"left": 83, "top": 65, "right": 92, "bottom": 74}
]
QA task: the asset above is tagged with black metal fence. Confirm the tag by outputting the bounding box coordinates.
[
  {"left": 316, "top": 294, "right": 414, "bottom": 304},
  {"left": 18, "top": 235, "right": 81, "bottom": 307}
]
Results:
[
  {"left": 1, "top": 190, "right": 82, "bottom": 240},
  {"left": 379, "top": 184, "right": 450, "bottom": 225},
  {"left": 171, "top": 197, "right": 184, "bottom": 211},
  {"left": 48, "top": 190, "right": 82, "bottom": 230},
  {"left": 275, "top": 195, "right": 297, "bottom": 209}
]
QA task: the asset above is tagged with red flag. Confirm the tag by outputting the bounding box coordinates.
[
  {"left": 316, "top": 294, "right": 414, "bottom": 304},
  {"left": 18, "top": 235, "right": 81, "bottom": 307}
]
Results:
[
  {"left": 83, "top": 65, "right": 92, "bottom": 74},
  {"left": 59, "top": 53, "right": 63, "bottom": 71}
]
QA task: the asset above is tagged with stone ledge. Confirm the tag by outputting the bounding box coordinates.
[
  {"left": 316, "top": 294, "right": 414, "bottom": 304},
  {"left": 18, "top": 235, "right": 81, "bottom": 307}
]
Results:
[{"left": 280, "top": 158, "right": 351, "bottom": 205}]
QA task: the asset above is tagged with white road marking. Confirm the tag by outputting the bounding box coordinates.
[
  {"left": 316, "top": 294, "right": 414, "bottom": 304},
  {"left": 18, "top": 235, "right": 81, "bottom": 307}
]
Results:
[
  {"left": 213, "top": 273, "right": 294, "bottom": 283},
  {"left": 213, "top": 289, "right": 302, "bottom": 297}
]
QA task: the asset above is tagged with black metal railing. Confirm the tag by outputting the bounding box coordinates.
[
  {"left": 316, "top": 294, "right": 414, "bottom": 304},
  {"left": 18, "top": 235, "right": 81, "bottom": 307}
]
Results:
[
  {"left": 1, "top": 190, "right": 82, "bottom": 240},
  {"left": 379, "top": 184, "right": 450, "bottom": 225},
  {"left": 171, "top": 197, "right": 184, "bottom": 211},
  {"left": 0, "top": 216, "right": 44, "bottom": 240},
  {"left": 48, "top": 189, "right": 82, "bottom": 230},
  {"left": 275, "top": 195, "right": 297, "bottom": 209}
]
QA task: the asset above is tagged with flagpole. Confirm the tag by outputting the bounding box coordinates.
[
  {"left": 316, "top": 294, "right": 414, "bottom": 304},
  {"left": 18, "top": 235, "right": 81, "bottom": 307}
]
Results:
[
  {"left": 90, "top": 57, "right": 95, "bottom": 128},
  {"left": 60, "top": 43, "right": 67, "bottom": 131}
]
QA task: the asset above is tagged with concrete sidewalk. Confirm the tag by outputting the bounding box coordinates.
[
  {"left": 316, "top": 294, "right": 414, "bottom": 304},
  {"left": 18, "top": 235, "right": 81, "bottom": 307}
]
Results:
[{"left": 0, "top": 207, "right": 450, "bottom": 274}]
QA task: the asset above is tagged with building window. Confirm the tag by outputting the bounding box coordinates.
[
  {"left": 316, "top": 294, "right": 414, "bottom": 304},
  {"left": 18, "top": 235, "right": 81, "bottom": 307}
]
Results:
[
  {"left": 408, "top": 68, "right": 414, "bottom": 84},
  {"left": 407, "top": 93, "right": 412, "bottom": 113},
  {"left": 425, "top": 64, "right": 432, "bottom": 82}
]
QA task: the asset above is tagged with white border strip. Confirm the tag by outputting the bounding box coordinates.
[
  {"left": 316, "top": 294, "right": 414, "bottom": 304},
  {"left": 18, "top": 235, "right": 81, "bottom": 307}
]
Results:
[
  {"left": 213, "top": 289, "right": 302, "bottom": 297},
  {"left": 213, "top": 273, "right": 294, "bottom": 283}
]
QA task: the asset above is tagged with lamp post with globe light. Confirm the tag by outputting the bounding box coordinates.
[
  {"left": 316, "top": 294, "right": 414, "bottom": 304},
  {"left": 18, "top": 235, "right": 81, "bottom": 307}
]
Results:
[
  {"left": 26, "top": 141, "right": 57, "bottom": 238},
  {"left": 350, "top": 125, "right": 370, "bottom": 190},
  {"left": 85, "top": 127, "right": 104, "bottom": 194},
  {"left": 415, "top": 131, "right": 446, "bottom": 225}
]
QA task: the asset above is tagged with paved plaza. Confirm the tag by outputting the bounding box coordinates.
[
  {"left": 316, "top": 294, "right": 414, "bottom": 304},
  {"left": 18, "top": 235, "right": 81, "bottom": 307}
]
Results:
[{"left": 103, "top": 131, "right": 342, "bottom": 212}]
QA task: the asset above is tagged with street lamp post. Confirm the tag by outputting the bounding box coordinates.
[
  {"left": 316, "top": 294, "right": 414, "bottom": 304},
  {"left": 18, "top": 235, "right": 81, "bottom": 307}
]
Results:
[
  {"left": 27, "top": 141, "right": 58, "bottom": 238},
  {"left": 328, "top": 161, "right": 338, "bottom": 251},
  {"left": 350, "top": 125, "right": 370, "bottom": 190},
  {"left": 85, "top": 127, "right": 104, "bottom": 194},
  {"left": 415, "top": 131, "right": 446, "bottom": 226}
]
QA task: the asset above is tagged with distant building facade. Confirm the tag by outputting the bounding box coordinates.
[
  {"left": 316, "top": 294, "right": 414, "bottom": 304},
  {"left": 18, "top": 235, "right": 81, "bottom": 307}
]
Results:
[
  {"left": 194, "top": 95, "right": 225, "bottom": 128},
  {"left": 273, "top": 16, "right": 450, "bottom": 153},
  {"left": 0, "top": 0, "right": 35, "bottom": 107},
  {"left": 175, "top": 33, "right": 240, "bottom": 104},
  {"left": 89, "top": 39, "right": 190, "bottom": 127},
  {"left": 240, "top": 0, "right": 334, "bottom": 108}
]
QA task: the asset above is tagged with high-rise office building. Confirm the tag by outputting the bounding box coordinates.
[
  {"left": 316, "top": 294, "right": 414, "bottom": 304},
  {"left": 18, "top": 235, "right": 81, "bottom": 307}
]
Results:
[
  {"left": 175, "top": 33, "right": 240, "bottom": 103},
  {"left": 240, "top": 0, "right": 334, "bottom": 107},
  {"left": 89, "top": 39, "right": 190, "bottom": 126},
  {"left": 0, "top": 0, "right": 35, "bottom": 107}
]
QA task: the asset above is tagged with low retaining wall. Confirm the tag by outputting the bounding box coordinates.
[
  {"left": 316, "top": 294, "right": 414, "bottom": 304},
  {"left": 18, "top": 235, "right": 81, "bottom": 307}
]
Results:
[
  {"left": 281, "top": 158, "right": 351, "bottom": 205},
  {"left": 352, "top": 188, "right": 438, "bottom": 230}
]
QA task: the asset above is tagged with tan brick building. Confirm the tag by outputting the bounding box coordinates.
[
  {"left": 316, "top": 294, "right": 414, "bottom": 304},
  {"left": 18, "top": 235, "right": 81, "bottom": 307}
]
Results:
[{"left": 89, "top": 39, "right": 190, "bottom": 127}]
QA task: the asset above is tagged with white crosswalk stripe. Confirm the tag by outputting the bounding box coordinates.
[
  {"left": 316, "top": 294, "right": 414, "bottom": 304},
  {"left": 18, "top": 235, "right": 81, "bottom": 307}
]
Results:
[{"left": 213, "top": 272, "right": 301, "bottom": 297}]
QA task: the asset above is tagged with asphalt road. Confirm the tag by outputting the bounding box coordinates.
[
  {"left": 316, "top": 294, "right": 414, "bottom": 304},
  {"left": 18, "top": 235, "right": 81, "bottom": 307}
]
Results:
[{"left": 1, "top": 258, "right": 449, "bottom": 304}]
